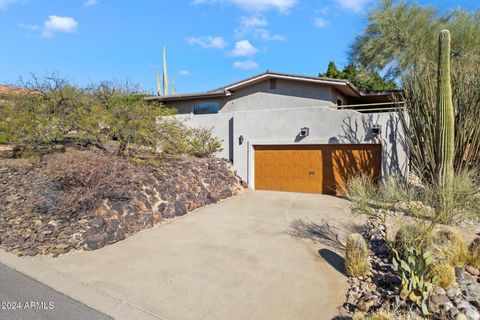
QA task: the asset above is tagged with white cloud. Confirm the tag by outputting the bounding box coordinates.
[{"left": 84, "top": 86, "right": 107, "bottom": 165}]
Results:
[
  {"left": 254, "top": 28, "right": 285, "bottom": 41},
  {"left": 235, "top": 16, "right": 285, "bottom": 41},
  {"left": 179, "top": 70, "right": 191, "bottom": 76},
  {"left": 230, "top": 40, "right": 258, "bottom": 57},
  {"left": 84, "top": 0, "right": 98, "bottom": 6},
  {"left": 18, "top": 23, "right": 39, "bottom": 31},
  {"left": 41, "top": 16, "right": 78, "bottom": 38},
  {"left": 313, "top": 17, "right": 328, "bottom": 28},
  {"left": 235, "top": 16, "right": 267, "bottom": 37},
  {"left": 186, "top": 36, "right": 228, "bottom": 49},
  {"left": 191, "top": 0, "right": 296, "bottom": 12},
  {"left": 0, "top": 0, "right": 19, "bottom": 11},
  {"left": 335, "top": 0, "right": 371, "bottom": 13},
  {"left": 233, "top": 60, "right": 259, "bottom": 70}
]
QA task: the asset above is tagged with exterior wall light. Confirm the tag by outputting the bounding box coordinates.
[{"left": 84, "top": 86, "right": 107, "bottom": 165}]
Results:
[
  {"left": 371, "top": 125, "right": 382, "bottom": 136},
  {"left": 239, "top": 135, "right": 244, "bottom": 145},
  {"left": 300, "top": 127, "right": 310, "bottom": 137}
]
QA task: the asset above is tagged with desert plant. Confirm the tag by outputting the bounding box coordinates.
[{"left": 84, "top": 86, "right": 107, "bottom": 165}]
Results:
[
  {"left": 399, "top": 56, "right": 480, "bottom": 185},
  {"left": 345, "top": 233, "right": 371, "bottom": 277},
  {"left": 433, "top": 263, "right": 456, "bottom": 289},
  {"left": 105, "top": 94, "right": 169, "bottom": 156},
  {"left": 42, "top": 149, "right": 142, "bottom": 217},
  {"left": 186, "top": 127, "right": 223, "bottom": 158},
  {"left": 394, "top": 223, "right": 432, "bottom": 257},
  {"left": 427, "top": 230, "right": 469, "bottom": 267},
  {"left": 435, "top": 30, "right": 455, "bottom": 186},
  {"left": 352, "top": 310, "right": 393, "bottom": 320},
  {"left": 392, "top": 246, "right": 435, "bottom": 315},
  {"left": 353, "top": 310, "right": 422, "bottom": 320},
  {"left": 422, "top": 170, "right": 480, "bottom": 224},
  {"left": 156, "top": 118, "right": 189, "bottom": 155},
  {"left": 343, "top": 174, "right": 378, "bottom": 215},
  {"left": 468, "top": 238, "right": 480, "bottom": 268},
  {"left": 380, "top": 175, "right": 417, "bottom": 204},
  {"left": 163, "top": 46, "right": 168, "bottom": 96},
  {"left": 156, "top": 70, "right": 162, "bottom": 96}
]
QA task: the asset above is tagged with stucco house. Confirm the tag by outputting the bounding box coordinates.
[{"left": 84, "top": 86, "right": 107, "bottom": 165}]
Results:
[{"left": 146, "top": 71, "right": 407, "bottom": 195}]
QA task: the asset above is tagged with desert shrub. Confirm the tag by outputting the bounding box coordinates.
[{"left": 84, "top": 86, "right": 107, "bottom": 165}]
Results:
[
  {"left": 353, "top": 310, "right": 393, "bottom": 320},
  {"left": 186, "top": 127, "right": 223, "bottom": 158},
  {"left": 394, "top": 223, "right": 432, "bottom": 256},
  {"left": 106, "top": 94, "right": 172, "bottom": 156},
  {"left": 41, "top": 149, "right": 142, "bottom": 217},
  {"left": 344, "top": 174, "right": 378, "bottom": 215},
  {"left": 380, "top": 175, "right": 416, "bottom": 204},
  {"left": 468, "top": 238, "right": 480, "bottom": 268},
  {"left": 345, "top": 233, "right": 371, "bottom": 277},
  {"left": 353, "top": 310, "right": 421, "bottom": 320},
  {"left": 433, "top": 263, "right": 456, "bottom": 289},
  {"left": 421, "top": 170, "right": 480, "bottom": 224},
  {"left": 156, "top": 118, "right": 189, "bottom": 156},
  {"left": 0, "top": 75, "right": 175, "bottom": 158},
  {"left": 428, "top": 230, "right": 469, "bottom": 267}
]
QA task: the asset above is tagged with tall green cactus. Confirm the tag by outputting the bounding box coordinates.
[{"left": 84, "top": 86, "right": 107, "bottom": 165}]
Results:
[
  {"left": 163, "top": 46, "right": 169, "bottom": 96},
  {"left": 435, "top": 29, "right": 455, "bottom": 186},
  {"left": 171, "top": 76, "right": 176, "bottom": 95}
]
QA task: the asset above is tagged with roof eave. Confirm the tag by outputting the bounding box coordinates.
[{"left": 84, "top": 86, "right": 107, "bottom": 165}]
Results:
[{"left": 145, "top": 91, "right": 229, "bottom": 102}]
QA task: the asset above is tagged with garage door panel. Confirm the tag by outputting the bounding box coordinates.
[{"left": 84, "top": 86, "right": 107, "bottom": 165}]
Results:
[{"left": 254, "top": 144, "right": 381, "bottom": 195}]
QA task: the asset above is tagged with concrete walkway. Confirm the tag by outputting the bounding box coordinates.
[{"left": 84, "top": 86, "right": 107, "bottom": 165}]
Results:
[{"left": 1, "top": 191, "right": 365, "bottom": 320}]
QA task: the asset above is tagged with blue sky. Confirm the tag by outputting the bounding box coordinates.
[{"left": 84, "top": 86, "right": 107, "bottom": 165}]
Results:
[{"left": 0, "top": 0, "right": 477, "bottom": 94}]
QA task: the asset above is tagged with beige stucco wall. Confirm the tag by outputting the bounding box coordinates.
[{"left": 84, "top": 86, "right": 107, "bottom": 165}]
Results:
[{"left": 164, "top": 79, "right": 336, "bottom": 114}]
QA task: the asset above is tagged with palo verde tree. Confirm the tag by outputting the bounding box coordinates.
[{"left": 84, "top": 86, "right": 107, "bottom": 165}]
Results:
[{"left": 319, "top": 61, "right": 397, "bottom": 91}]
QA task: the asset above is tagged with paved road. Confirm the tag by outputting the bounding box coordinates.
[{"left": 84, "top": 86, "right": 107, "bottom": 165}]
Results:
[{"left": 0, "top": 263, "right": 112, "bottom": 320}]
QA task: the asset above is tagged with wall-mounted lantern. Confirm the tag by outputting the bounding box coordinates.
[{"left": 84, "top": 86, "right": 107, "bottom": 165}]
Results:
[
  {"left": 239, "top": 135, "right": 244, "bottom": 145},
  {"left": 371, "top": 125, "right": 382, "bottom": 136},
  {"left": 299, "top": 127, "right": 310, "bottom": 137}
]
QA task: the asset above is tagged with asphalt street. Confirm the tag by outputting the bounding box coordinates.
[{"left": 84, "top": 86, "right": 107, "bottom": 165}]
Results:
[{"left": 0, "top": 263, "right": 113, "bottom": 320}]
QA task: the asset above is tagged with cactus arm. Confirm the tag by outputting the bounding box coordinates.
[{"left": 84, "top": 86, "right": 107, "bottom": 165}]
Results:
[
  {"left": 156, "top": 70, "right": 162, "bottom": 96},
  {"left": 163, "top": 46, "right": 169, "bottom": 96},
  {"left": 436, "top": 29, "right": 455, "bottom": 185}
]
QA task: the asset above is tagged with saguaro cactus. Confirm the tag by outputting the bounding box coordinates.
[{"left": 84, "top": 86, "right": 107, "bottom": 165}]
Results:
[
  {"left": 435, "top": 29, "right": 455, "bottom": 185},
  {"left": 171, "top": 76, "right": 176, "bottom": 95},
  {"left": 156, "top": 70, "right": 162, "bottom": 96},
  {"left": 163, "top": 46, "right": 169, "bottom": 96}
]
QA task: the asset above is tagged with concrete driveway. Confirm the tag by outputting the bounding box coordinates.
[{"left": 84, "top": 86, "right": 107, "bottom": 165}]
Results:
[{"left": 14, "top": 191, "right": 365, "bottom": 320}]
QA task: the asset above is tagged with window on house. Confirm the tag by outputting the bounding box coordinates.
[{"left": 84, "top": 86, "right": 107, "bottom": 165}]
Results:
[
  {"left": 270, "top": 79, "right": 277, "bottom": 90},
  {"left": 193, "top": 101, "right": 220, "bottom": 114}
]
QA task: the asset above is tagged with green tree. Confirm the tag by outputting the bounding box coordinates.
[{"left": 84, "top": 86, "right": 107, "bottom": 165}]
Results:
[
  {"left": 319, "top": 61, "right": 397, "bottom": 91},
  {"left": 102, "top": 93, "right": 174, "bottom": 156},
  {"left": 350, "top": 0, "right": 480, "bottom": 76}
]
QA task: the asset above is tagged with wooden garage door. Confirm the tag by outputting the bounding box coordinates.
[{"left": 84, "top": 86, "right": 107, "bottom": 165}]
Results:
[{"left": 254, "top": 144, "right": 381, "bottom": 195}]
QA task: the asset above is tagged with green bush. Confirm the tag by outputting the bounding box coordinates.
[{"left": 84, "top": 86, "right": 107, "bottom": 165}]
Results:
[
  {"left": 186, "top": 127, "right": 223, "bottom": 158},
  {"left": 345, "top": 233, "right": 371, "bottom": 277}
]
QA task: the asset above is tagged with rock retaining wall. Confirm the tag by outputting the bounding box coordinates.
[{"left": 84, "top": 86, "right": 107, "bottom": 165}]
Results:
[{"left": 0, "top": 153, "right": 243, "bottom": 256}]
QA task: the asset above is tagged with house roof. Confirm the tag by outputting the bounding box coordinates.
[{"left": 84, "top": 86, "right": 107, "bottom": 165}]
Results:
[
  {"left": 0, "top": 85, "right": 32, "bottom": 96},
  {"left": 144, "top": 71, "right": 402, "bottom": 102}
]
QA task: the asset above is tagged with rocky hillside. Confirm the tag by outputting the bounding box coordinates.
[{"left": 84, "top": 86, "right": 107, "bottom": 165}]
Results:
[{"left": 0, "top": 149, "right": 243, "bottom": 257}]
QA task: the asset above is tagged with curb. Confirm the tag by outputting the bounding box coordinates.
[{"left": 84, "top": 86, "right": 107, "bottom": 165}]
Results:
[{"left": 0, "top": 250, "right": 165, "bottom": 320}]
